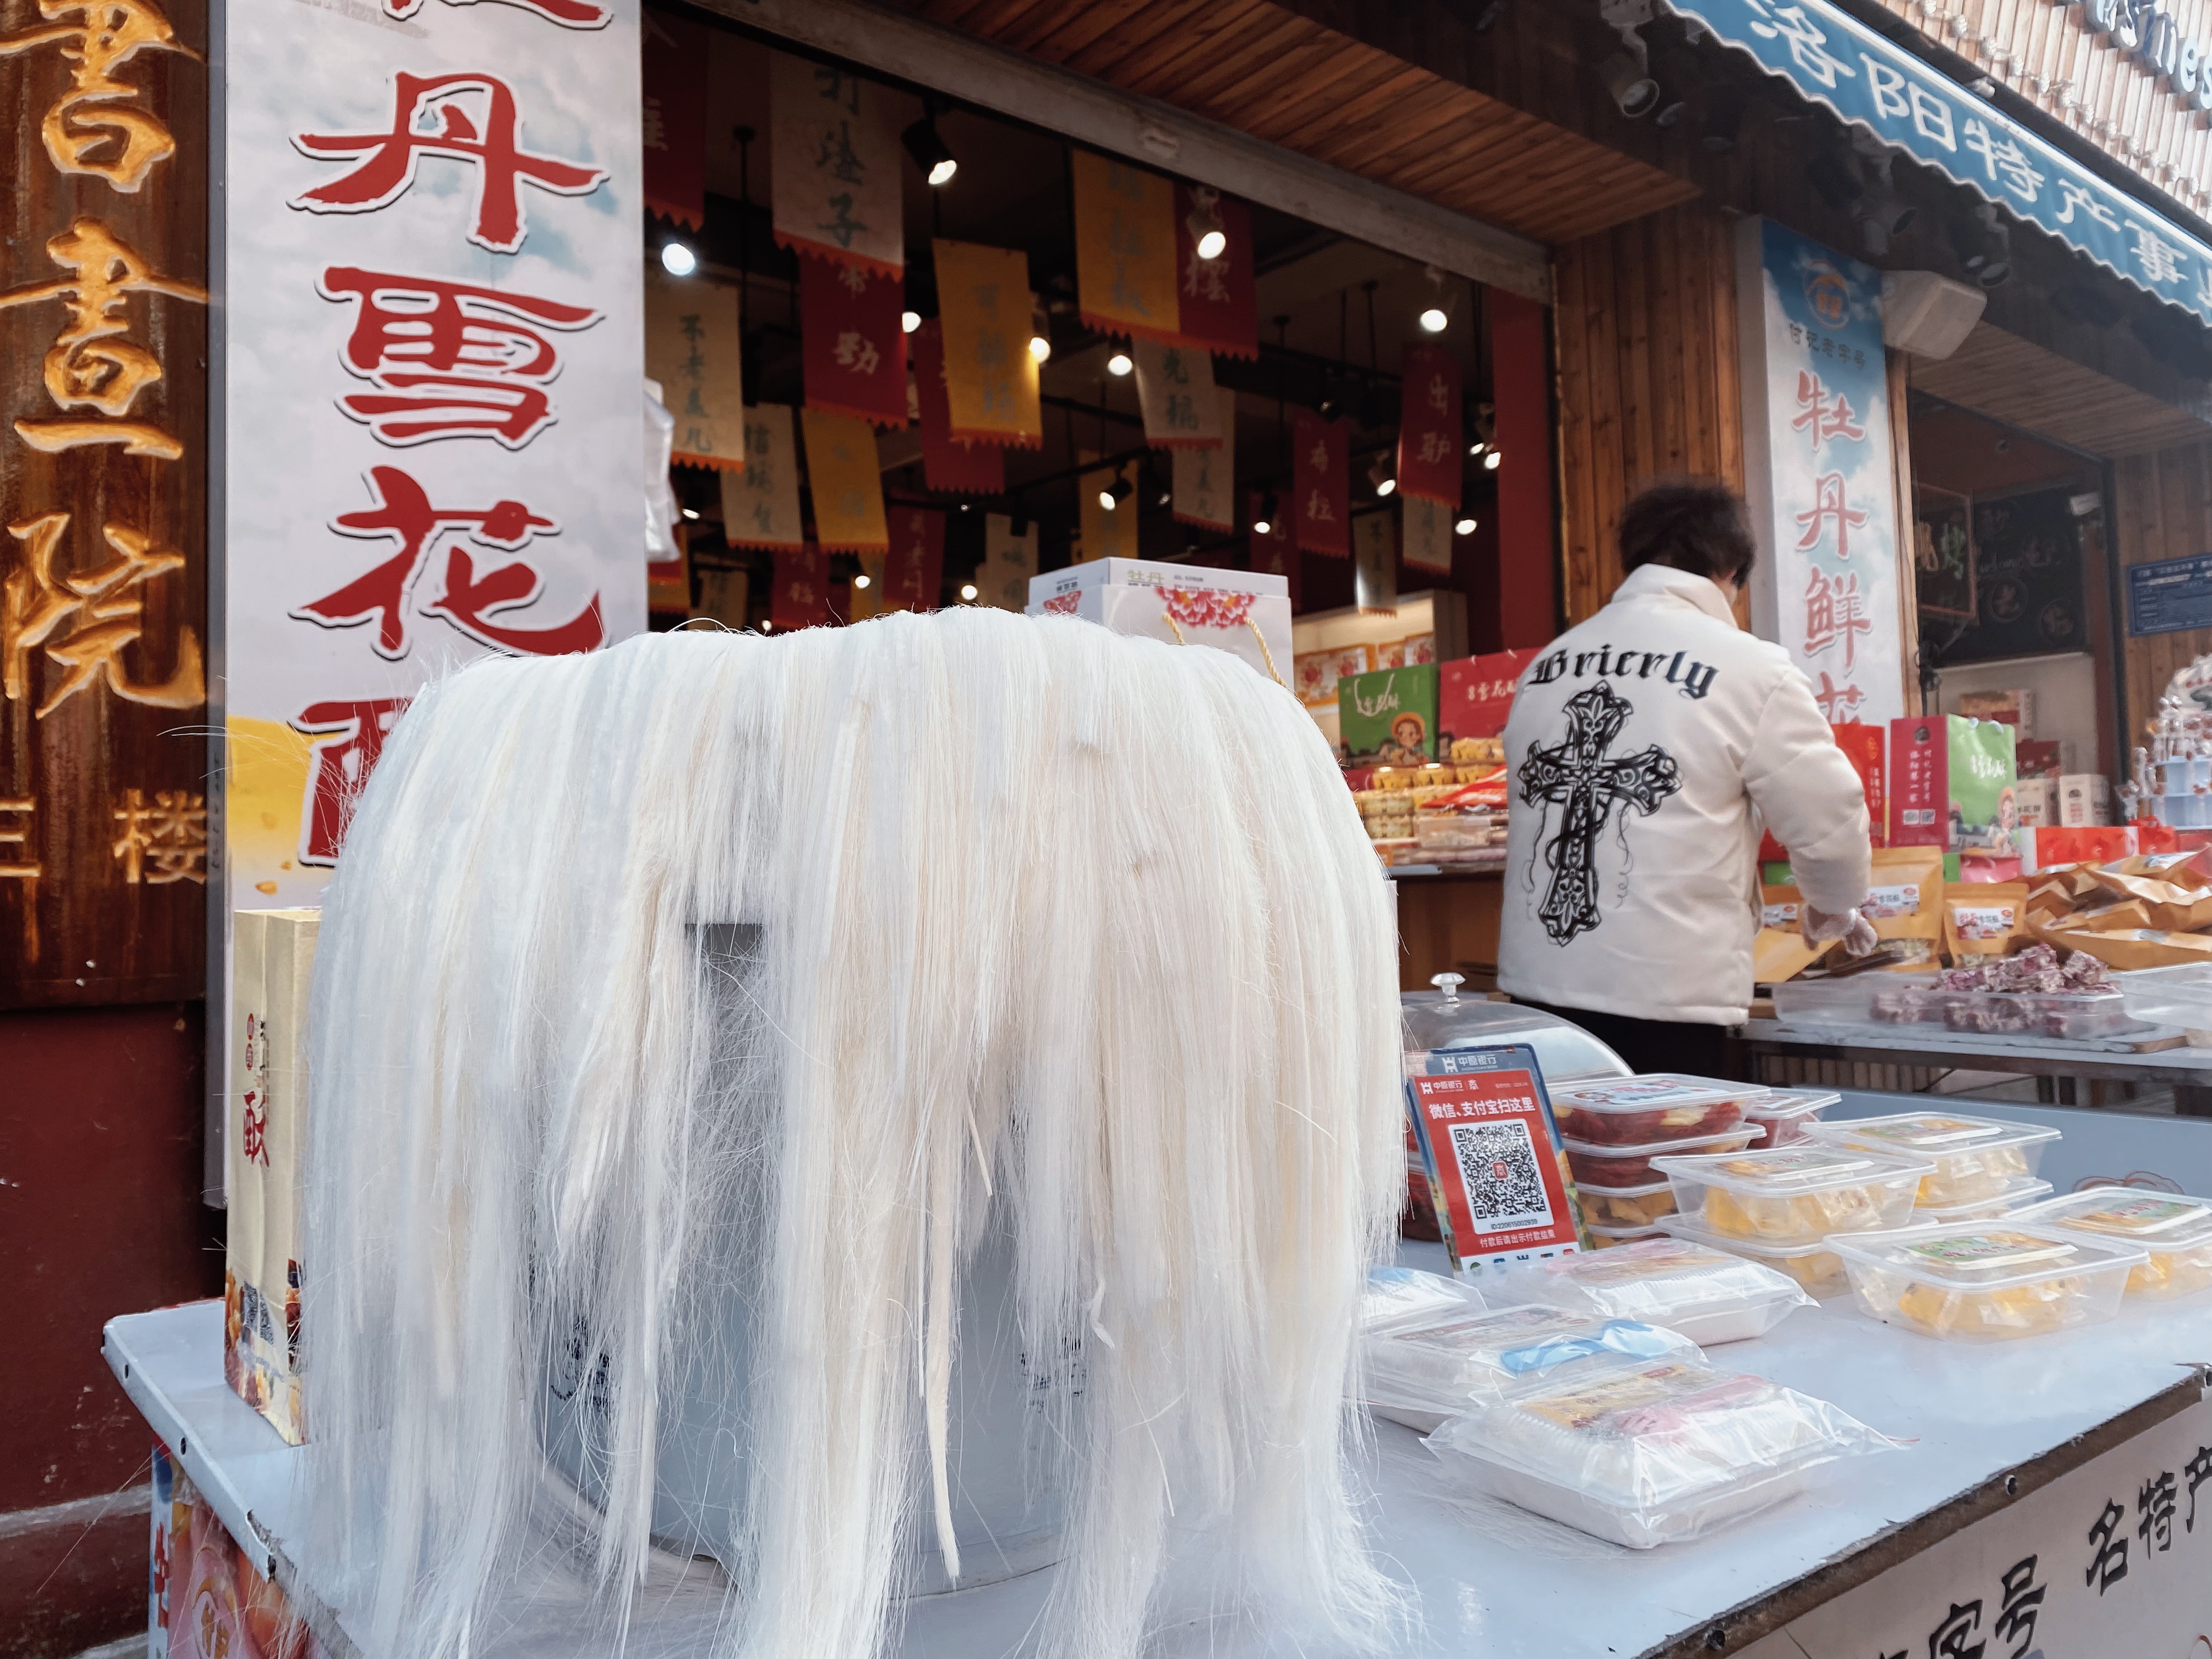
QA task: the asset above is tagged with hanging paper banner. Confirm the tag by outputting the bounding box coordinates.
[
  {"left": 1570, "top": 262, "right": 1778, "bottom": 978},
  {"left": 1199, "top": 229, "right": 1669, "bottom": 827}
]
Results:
[
  {"left": 1353, "top": 510, "right": 1397, "bottom": 612},
  {"left": 648, "top": 523, "right": 690, "bottom": 613},
  {"left": 883, "top": 505, "right": 945, "bottom": 612},
  {"left": 1402, "top": 493, "right": 1457, "bottom": 575},
  {"left": 1172, "top": 386, "right": 1236, "bottom": 532},
  {"left": 643, "top": 11, "right": 708, "bottom": 230},
  {"left": 646, "top": 266, "right": 745, "bottom": 471},
  {"left": 770, "top": 52, "right": 902, "bottom": 277},
  {"left": 1396, "top": 342, "right": 1463, "bottom": 508},
  {"left": 1292, "top": 410, "right": 1350, "bottom": 557},
  {"left": 771, "top": 543, "right": 830, "bottom": 630},
  {"left": 1173, "top": 184, "right": 1259, "bottom": 359},
  {"left": 800, "top": 407, "right": 890, "bottom": 552},
  {"left": 720, "top": 406, "right": 805, "bottom": 550},
  {"left": 849, "top": 549, "right": 886, "bottom": 620},
  {"left": 695, "top": 566, "right": 748, "bottom": 628},
  {"left": 1249, "top": 494, "right": 1301, "bottom": 610},
  {"left": 1072, "top": 149, "right": 1181, "bottom": 345},
  {"left": 934, "top": 240, "right": 1043, "bottom": 449},
  {"left": 983, "top": 512, "right": 1038, "bottom": 611},
  {"left": 1132, "top": 340, "right": 1223, "bottom": 449},
  {"left": 1079, "top": 459, "right": 1141, "bottom": 563},
  {"left": 800, "top": 256, "right": 909, "bottom": 428},
  {"left": 912, "top": 321, "right": 1006, "bottom": 493}
]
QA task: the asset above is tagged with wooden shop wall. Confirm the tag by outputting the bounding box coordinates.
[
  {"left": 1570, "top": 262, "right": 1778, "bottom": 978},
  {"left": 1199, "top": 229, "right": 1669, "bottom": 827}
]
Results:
[{"left": 2114, "top": 438, "right": 2212, "bottom": 744}]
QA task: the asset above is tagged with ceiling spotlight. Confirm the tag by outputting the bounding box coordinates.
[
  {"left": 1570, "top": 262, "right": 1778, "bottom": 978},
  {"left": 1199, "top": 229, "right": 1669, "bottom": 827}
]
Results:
[
  {"left": 1107, "top": 351, "right": 1133, "bottom": 376},
  {"left": 659, "top": 240, "right": 697, "bottom": 277},
  {"left": 1948, "top": 202, "right": 2013, "bottom": 287},
  {"left": 1195, "top": 228, "right": 1227, "bottom": 260},
  {"left": 1369, "top": 455, "right": 1396, "bottom": 496},
  {"left": 760, "top": 618, "right": 774, "bottom": 632},
  {"left": 852, "top": 573, "right": 872, "bottom": 589},
  {"left": 1482, "top": 450, "right": 1501, "bottom": 470},
  {"left": 902, "top": 114, "right": 958, "bottom": 187},
  {"left": 1468, "top": 439, "right": 1488, "bottom": 457},
  {"left": 1419, "top": 306, "right": 1449, "bottom": 334},
  {"left": 1252, "top": 488, "right": 1279, "bottom": 536},
  {"left": 1029, "top": 332, "right": 1052, "bottom": 362},
  {"left": 1599, "top": 51, "right": 1660, "bottom": 119},
  {"left": 901, "top": 309, "right": 922, "bottom": 334},
  {"left": 1454, "top": 517, "right": 1477, "bottom": 536},
  {"left": 959, "top": 583, "right": 979, "bottom": 600},
  {"left": 680, "top": 506, "right": 699, "bottom": 520},
  {"left": 1100, "top": 474, "right": 1134, "bottom": 511}
]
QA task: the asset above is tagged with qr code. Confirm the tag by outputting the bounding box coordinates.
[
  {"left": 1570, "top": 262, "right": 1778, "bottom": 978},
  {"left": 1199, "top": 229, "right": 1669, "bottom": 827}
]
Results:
[{"left": 1444, "top": 1118, "right": 1554, "bottom": 1233}]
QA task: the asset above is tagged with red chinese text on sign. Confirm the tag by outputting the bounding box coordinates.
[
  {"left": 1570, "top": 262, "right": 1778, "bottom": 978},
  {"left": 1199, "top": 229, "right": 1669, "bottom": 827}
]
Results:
[
  {"left": 381, "top": 0, "right": 611, "bottom": 27},
  {"left": 296, "top": 697, "right": 409, "bottom": 865}
]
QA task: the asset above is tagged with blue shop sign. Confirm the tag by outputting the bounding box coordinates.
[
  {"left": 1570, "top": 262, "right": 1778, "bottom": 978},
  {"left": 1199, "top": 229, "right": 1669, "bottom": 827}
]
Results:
[
  {"left": 2128, "top": 552, "right": 2212, "bottom": 635},
  {"left": 1675, "top": 0, "right": 2212, "bottom": 329}
]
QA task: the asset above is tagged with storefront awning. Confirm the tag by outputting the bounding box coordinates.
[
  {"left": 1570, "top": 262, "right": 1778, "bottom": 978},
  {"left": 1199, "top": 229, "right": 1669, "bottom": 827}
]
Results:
[{"left": 1673, "top": 0, "right": 2212, "bottom": 329}]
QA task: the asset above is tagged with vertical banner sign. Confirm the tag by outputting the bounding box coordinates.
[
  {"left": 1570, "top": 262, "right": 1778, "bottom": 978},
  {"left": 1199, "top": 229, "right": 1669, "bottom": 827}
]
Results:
[
  {"left": 646, "top": 266, "right": 744, "bottom": 469},
  {"left": 721, "top": 405, "right": 805, "bottom": 550},
  {"left": 1131, "top": 340, "right": 1222, "bottom": 449},
  {"left": 1071, "top": 150, "right": 1179, "bottom": 345},
  {"left": 223, "top": 0, "right": 644, "bottom": 1115},
  {"left": 799, "top": 407, "right": 889, "bottom": 552},
  {"left": 799, "top": 255, "right": 907, "bottom": 427},
  {"left": 0, "top": 0, "right": 210, "bottom": 1005},
  {"left": 1172, "top": 386, "right": 1235, "bottom": 532},
  {"left": 912, "top": 320, "right": 1005, "bottom": 493},
  {"left": 640, "top": 9, "right": 706, "bottom": 230},
  {"left": 1353, "top": 510, "right": 1397, "bottom": 612},
  {"left": 1396, "top": 342, "right": 1463, "bottom": 507},
  {"left": 1402, "top": 495, "right": 1456, "bottom": 575},
  {"left": 1292, "top": 410, "right": 1350, "bottom": 557},
  {"left": 768, "top": 52, "right": 901, "bottom": 276},
  {"left": 1171, "top": 184, "right": 1257, "bottom": 359},
  {"left": 1737, "top": 217, "right": 1903, "bottom": 727},
  {"left": 981, "top": 512, "right": 1037, "bottom": 611},
  {"left": 882, "top": 505, "right": 943, "bottom": 612},
  {"left": 771, "top": 543, "right": 829, "bottom": 630},
  {"left": 933, "top": 240, "right": 1042, "bottom": 449}
]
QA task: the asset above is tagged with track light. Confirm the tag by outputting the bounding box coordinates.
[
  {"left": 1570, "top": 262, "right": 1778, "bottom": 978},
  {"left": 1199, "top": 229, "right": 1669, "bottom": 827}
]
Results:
[
  {"left": 1418, "top": 306, "right": 1448, "bottom": 334},
  {"left": 1368, "top": 455, "right": 1396, "bottom": 496},
  {"left": 1252, "top": 489, "right": 1279, "bottom": 535},
  {"left": 1100, "top": 474, "right": 1134, "bottom": 511},
  {"left": 1454, "top": 517, "right": 1477, "bottom": 536},
  {"left": 1644, "top": 18, "right": 1697, "bottom": 127},
  {"left": 1483, "top": 450, "right": 1501, "bottom": 470},
  {"left": 760, "top": 618, "right": 774, "bottom": 632},
  {"left": 680, "top": 506, "right": 699, "bottom": 520},
  {"left": 1029, "top": 332, "right": 1052, "bottom": 362},
  {"left": 1195, "top": 229, "right": 1227, "bottom": 260},
  {"left": 1947, "top": 203, "right": 2012, "bottom": 287},
  {"left": 959, "top": 583, "right": 978, "bottom": 600},
  {"left": 659, "top": 240, "right": 697, "bottom": 276},
  {"left": 902, "top": 115, "right": 957, "bottom": 187},
  {"left": 1599, "top": 52, "right": 1660, "bottom": 119},
  {"left": 1468, "top": 439, "right": 1488, "bottom": 458},
  {"left": 1107, "top": 351, "right": 1133, "bottom": 376},
  {"left": 901, "top": 309, "right": 921, "bottom": 334},
  {"left": 852, "top": 573, "right": 872, "bottom": 589}
]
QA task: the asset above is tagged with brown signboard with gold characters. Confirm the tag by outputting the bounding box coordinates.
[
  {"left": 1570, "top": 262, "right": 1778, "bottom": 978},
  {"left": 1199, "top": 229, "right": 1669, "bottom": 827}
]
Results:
[{"left": 1, "top": 0, "right": 207, "bottom": 1005}]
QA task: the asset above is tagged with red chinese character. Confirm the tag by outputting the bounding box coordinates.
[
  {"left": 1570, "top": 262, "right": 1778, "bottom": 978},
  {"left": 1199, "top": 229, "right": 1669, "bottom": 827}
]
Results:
[
  {"left": 1793, "top": 471, "right": 1870, "bottom": 558},
  {"left": 296, "top": 696, "right": 408, "bottom": 864},
  {"left": 382, "top": 0, "right": 610, "bottom": 27},
  {"left": 241, "top": 1092, "right": 269, "bottom": 1165},
  {"left": 1803, "top": 566, "right": 1873, "bottom": 669},
  {"left": 297, "top": 465, "right": 556, "bottom": 657},
  {"left": 420, "top": 545, "right": 605, "bottom": 657},
  {"left": 319, "top": 266, "right": 599, "bottom": 446},
  {"left": 1790, "top": 369, "right": 1865, "bottom": 454},
  {"left": 293, "top": 74, "right": 606, "bottom": 254},
  {"left": 1811, "top": 670, "right": 1867, "bottom": 722}
]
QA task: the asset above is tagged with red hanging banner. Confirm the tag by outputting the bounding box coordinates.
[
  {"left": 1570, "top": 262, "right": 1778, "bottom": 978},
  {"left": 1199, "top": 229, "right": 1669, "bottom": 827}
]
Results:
[
  {"left": 1172, "top": 184, "right": 1258, "bottom": 359},
  {"left": 883, "top": 505, "right": 945, "bottom": 612},
  {"left": 1396, "top": 342, "right": 1463, "bottom": 508},
  {"left": 1291, "top": 410, "right": 1350, "bottom": 557},
  {"left": 642, "top": 11, "right": 708, "bottom": 230},
  {"left": 913, "top": 321, "right": 1005, "bottom": 494},
  {"left": 1249, "top": 494, "right": 1301, "bottom": 608},
  {"left": 800, "top": 255, "right": 910, "bottom": 428},
  {"left": 771, "top": 543, "right": 830, "bottom": 630}
]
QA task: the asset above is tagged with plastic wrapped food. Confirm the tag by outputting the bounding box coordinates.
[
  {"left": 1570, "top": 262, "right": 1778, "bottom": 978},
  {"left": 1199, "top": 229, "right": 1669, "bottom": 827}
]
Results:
[
  {"left": 1661, "top": 1212, "right": 1850, "bottom": 1296},
  {"left": 1830, "top": 1223, "right": 2145, "bottom": 1341},
  {"left": 1938, "top": 990, "right": 2136, "bottom": 1040},
  {"left": 1910, "top": 1176, "right": 2052, "bottom": 1226},
  {"left": 1807, "top": 1114, "right": 2059, "bottom": 1209},
  {"left": 1566, "top": 1125, "right": 1764, "bottom": 1189},
  {"left": 1740, "top": 1088, "right": 1838, "bottom": 1149},
  {"left": 1770, "top": 973, "right": 1940, "bottom": 1026},
  {"left": 1425, "top": 1359, "right": 1897, "bottom": 1548},
  {"left": 1587, "top": 1222, "right": 1666, "bottom": 1249},
  {"left": 1653, "top": 1144, "right": 1932, "bottom": 1244},
  {"left": 1361, "top": 1302, "right": 1700, "bottom": 1432},
  {"left": 1363, "top": 1265, "right": 1484, "bottom": 1331},
  {"left": 1503, "top": 1236, "right": 1812, "bottom": 1344},
  {"left": 2018, "top": 1189, "right": 2212, "bottom": 1300},
  {"left": 1577, "top": 1180, "right": 1679, "bottom": 1231},
  {"left": 1547, "top": 1074, "right": 1758, "bottom": 1147}
]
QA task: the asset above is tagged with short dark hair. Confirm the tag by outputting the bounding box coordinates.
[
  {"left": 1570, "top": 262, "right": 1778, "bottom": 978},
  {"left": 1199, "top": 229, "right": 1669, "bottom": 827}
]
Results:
[{"left": 1617, "top": 479, "right": 1757, "bottom": 586}]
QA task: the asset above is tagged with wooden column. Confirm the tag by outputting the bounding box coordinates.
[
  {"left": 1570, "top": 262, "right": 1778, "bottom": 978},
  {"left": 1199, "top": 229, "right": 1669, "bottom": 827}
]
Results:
[{"left": 1490, "top": 288, "right": 1556, "bottom": 647}]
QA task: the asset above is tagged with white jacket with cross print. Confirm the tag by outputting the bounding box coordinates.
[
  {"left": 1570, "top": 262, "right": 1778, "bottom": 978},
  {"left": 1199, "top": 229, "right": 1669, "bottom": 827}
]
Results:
[{"left": 1496, "top": 562, "right": 1872, "bottom": 1026}]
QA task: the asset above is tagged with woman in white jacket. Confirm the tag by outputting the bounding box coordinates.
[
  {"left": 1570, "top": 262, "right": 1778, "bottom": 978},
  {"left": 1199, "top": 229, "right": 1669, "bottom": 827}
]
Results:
[{"left": 1498, "top": 481, "right": 1876, "bottom": 1075}]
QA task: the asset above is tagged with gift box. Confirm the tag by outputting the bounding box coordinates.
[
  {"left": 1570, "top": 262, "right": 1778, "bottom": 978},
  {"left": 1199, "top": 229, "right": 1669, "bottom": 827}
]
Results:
[
  {"left": 1438, "top": 649, "right": 1538, "bottom": 747},
  {"left": 1887, "top": 716, "right": 2018, "bottom": 853},
  {"left": 1030, "top": 559, "right": 1291, "bottom": 687},
  {"left": 2058, "top": 772, "right": 2112, "bottom": 828},
  {"left": 1760, "top": 723, "right": 1886, "bottom": 862},
  {"left": 1341, "top": 664, "right": 1441, "bottom": 765}
]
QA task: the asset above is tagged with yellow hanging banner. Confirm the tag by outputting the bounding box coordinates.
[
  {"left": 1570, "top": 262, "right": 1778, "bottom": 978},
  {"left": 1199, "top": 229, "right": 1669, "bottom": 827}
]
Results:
[
  {"left": 800, "top": 407, "right": 890, "bottom": 553},
  {"left": 933, "top": 239, "right": 1043, "bottom": 449},
  {"left": 646, "top": 266, "right": 746, "bottom": 471},
  {"left": 1072, "top": 149, "right": 1181, "bottom": 345}
]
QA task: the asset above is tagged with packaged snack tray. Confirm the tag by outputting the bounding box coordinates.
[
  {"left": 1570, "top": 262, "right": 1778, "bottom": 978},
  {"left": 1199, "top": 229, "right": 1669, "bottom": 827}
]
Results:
[
  {"left": 1769, "top": 972, "right": 1940, "bottom": 1026},
  {"left": 1910, "top": 1175, "right": 2052, "bottom": 1225},
  {"left": 1830, "top": 1222, "right": 2145, "bottom": 1341},
  {"left": 2017, "top": 1189, "right": 2212, "bottom": 1300},
  {"left": 1363, "top": 1265, "right": 1484, "bottom": 1332},
  {"left": 1587, "top": 1222, "right": 1667, "bottom": 1249},
  {"left": 1566, "top": 1125, "right": 1764, "bottom": 1189},
  {"left": 1806, "top": 1113, "right": 2059, "bottom": 1209},
  {"left": 1503, "top": 1235, "right": 1812, "bottom": 1344},
  {"left": 1361, "top": 1301, "right": 1700, "bottom": 1432},
  {"left": 1740, "top": 1087, "right": 1838, "bottom": 1149},
  {"left": 1652, "top": 1144, "right": 1933, "bottom": 1244},
  {"left": 1547, "top": 1074, "right": 1759, "bottom": 1147},
  {"left": 1661, "top": 1212, "right": 1851, "bottom": 1296},
  {"left": 1577, "top": 1180, "right": 1678, "bottom": 1231},
  {"left": 1425, "top": 1359, "right": 1897, "bottom": 1548}
]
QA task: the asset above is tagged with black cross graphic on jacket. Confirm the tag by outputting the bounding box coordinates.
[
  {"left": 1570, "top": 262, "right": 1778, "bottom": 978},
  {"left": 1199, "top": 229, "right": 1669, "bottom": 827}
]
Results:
[{"left": 1517, "top": 681, "right": 1682, "bottom": 945}]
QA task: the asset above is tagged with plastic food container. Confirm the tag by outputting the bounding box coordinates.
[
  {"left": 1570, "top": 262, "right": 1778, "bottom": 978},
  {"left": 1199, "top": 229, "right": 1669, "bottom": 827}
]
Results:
[
  {"left": 2018, "top": 1189, "right": 2212, "bottom": 1300},
  {"left": 1586, "top": 1222, "right": 1667, "bottom": 1249},
  {"left": 1361, "top": 1302, "right": 1700, "bottom": 1433},
  {"left": 1547, "top": 1074, "right": 1761, "bottom": 1147},
  {"left": 1503, "top": 1235, "right": 1813, "bottom": 1344},
  {"left": 1938, "top": 990, "right": 2137, "bottom": 1040},
  {"left": 1362, "top": 1265, "right": 1484, "bottom": 1331},
  {"left": 2114, "top": 964, "right": 2212, "bottom": 1043},
  {"left": 1566, "top": 1125, "right": 1764, "bottom": 1189},
  {"left": 1910, "top": 1176, "right": 2053, "bottom": 1225},
  {"left": 1424, "top": 1359, "right": 1897, "bottom": 1548},
  {"left": 1577, "top": 1180, "right": 1678, "bottom": 1231},
  {"left": 1806, "top": 1113, "right": 2061, "bottom": 1209},
  {"left": 1830, "top": 1222, "right": 2146, "bottom": 1341},
  {"left": 1769, "top": 973, "right": 1939, "bottom": 1026},
  {"left": 1661, "top": 1212, "right": 1851, "bottom": 1297},
  {"left": 1740, "top": 1088, "right": 1838, "bottom": 1148},
  {"left": 1652, "top": 1144, "right": 1934, "bottom": 1244}
]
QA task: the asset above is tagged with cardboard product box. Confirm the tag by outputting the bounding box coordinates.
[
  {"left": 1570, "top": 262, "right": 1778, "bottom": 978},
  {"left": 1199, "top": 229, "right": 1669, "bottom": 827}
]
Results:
[
  {"left": 1955, "top": 688, "right": 2035, "bottom": 737},
  {"left": 2013, "top": 776, "right": 2056, "bottom": 830},
  {"left": 1030, "top": 559, "right": 1293, "bottom": 687},
  {"left": 2022, "top": 823, "right": 2138, "bottom": 871},
  {"left": 2016, "top": 738, "right": 2069, "bottom": 780},
  {"left": 1341, "top": 663, "right": 1442, "bottom": 765},
  {"left": 1437, "top": 648, "right": 1539, "bottom": 748},
  {"left": 1887, "top": 715, "right": 2019, "bottom": 853},
  {"left": 227, "top": 907, "right": 320, "bottom": 1446},
  {"left": 2059, "top": 772, "right": 2112, "bottom": 827},
  {"left": 1759, "top": 721, "right": 1887, "bottom": 861}
]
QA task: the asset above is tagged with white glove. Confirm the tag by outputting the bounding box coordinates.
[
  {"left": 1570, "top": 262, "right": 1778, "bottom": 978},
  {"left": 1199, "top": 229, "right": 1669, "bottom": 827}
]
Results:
[{"left": 1802, "top": 904, "right": 1879, "bottom": 957}]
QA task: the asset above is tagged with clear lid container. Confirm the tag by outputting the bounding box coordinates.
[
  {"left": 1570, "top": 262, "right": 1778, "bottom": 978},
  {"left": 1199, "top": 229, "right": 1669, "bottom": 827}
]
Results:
[
  {"left": 1547, "top": 1073, "right": 1762, "bottom": 1146},
  {"left": 1401, "top": 974, "right": 1632, "bottom": 1085},
  {"left": 1362, "top": 1265, "right": 1485, "bottom": 1333},
  {"left": 1910, "top": 1176, "right": 2053, "bottom": 1225},
  {"left": 1361, "top": 1302, "right": 1700, "bottom": 1433},
  {"left": 1565, "top": 1124, "right": 1765, "bottom": 1188},
  {"left": 1651, "top": 1144, "right": 1934, "bottom": 1244},
  {"left": 1423, "top": 1359, "right": 1898, "bottom": 1548},
  {"left": 1586, "top": 1222, "right": 1668, "bottom": 1248},
  {"left": 1740, "top": 1088, "right": 1839, "bottom": 1148},
  {"left": 1806, "top": 1113, "right": 2061, "bottom": 1209},
  {"left": 1502, "top": 1235, "right": 1813, "bottom": 1345},
  {"left": 1576, "top": 1180, "right": 1678, "bottom": 1231},
  {"left": 1660, "top": 1211, "right": 1852, "bottom": 1296},
  {"left": 1829, "top": 1222, "right": 2146, "bottom": 1341},
  {"left": 2017, "top": 1189, "right": 2212, "bottom": 1300},
  {"left": 1938, "top": 989, "right": 2137, "bottom": 1040}
]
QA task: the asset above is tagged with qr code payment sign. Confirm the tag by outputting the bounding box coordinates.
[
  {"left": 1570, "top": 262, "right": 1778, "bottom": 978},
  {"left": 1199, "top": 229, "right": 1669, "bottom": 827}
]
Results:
[{"left": 1445, "top": 1118, "right": 1554, "bottom": 1233}]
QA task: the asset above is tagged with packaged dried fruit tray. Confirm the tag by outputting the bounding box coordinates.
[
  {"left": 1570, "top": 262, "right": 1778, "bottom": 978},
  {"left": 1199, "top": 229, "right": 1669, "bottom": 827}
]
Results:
[
  {"left": 1502, "top": 1235, "right": 1813, "bottom": 1345},
  {"left": 2015, "top": 1189, "right": 2212, "bottom": 1300},
  {"left": 1576, "top": 1180, "right": 1679, "bottom": 1231},
  {"left": 1909, "top": 1175, "right": 2052, "bottom": 1226},
  {"left": 1660, "top": 1211, "right": 1851, "bottom": 1297},
  {"left": 1829, "top": 1222, "right": 2143, "bottom": 1342},
  {"left": 1565, "top": 1125, "right": 1764, "bottom": 1189},
  {"left": 1651, "top": 1144, "right": 1933, "bottom": 1245},
  {"left": 1805, "top": 1113, "right": 2059, "bottom": 1210},
  {"left": 1739, "top": 1087, "right": 1838, "bottom": 1148},
  {"left": 1362, "top": 1301, "right": 1700, "bottom": 1433},
  {"left": 1936, "top": 989, "right": 2137, "bottom": 1040},
  {"left": 1547, "top": 1073, "right": 1762, "bottom": 1146},
  {"left": 1586, "top": 1222, "right": 1668, "bottom": 1249}
]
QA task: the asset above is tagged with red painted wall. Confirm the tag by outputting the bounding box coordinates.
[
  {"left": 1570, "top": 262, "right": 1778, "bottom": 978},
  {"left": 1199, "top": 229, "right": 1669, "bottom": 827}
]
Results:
[{"left": 1490, "top": 289, "right": 1559, "bottom": 648}]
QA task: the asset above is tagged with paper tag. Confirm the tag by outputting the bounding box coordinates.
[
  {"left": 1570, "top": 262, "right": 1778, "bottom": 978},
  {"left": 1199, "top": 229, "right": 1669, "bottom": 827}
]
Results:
[
  {"left": 1952, "top": 905, "right": 2017, "bottom": 938},
  {"left": 1854, "top": 1116, "right": 2002, "bottom": 1149},
  {"left": 1864, "top": 883, "right": 1922, "bottom": 918},
  {"left": 2067, "top": 1196, "right": 2203, "bottom": 1238},
  {"left": 1901, "top": 1230, "right": 2075, "bottom": 1271}
]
